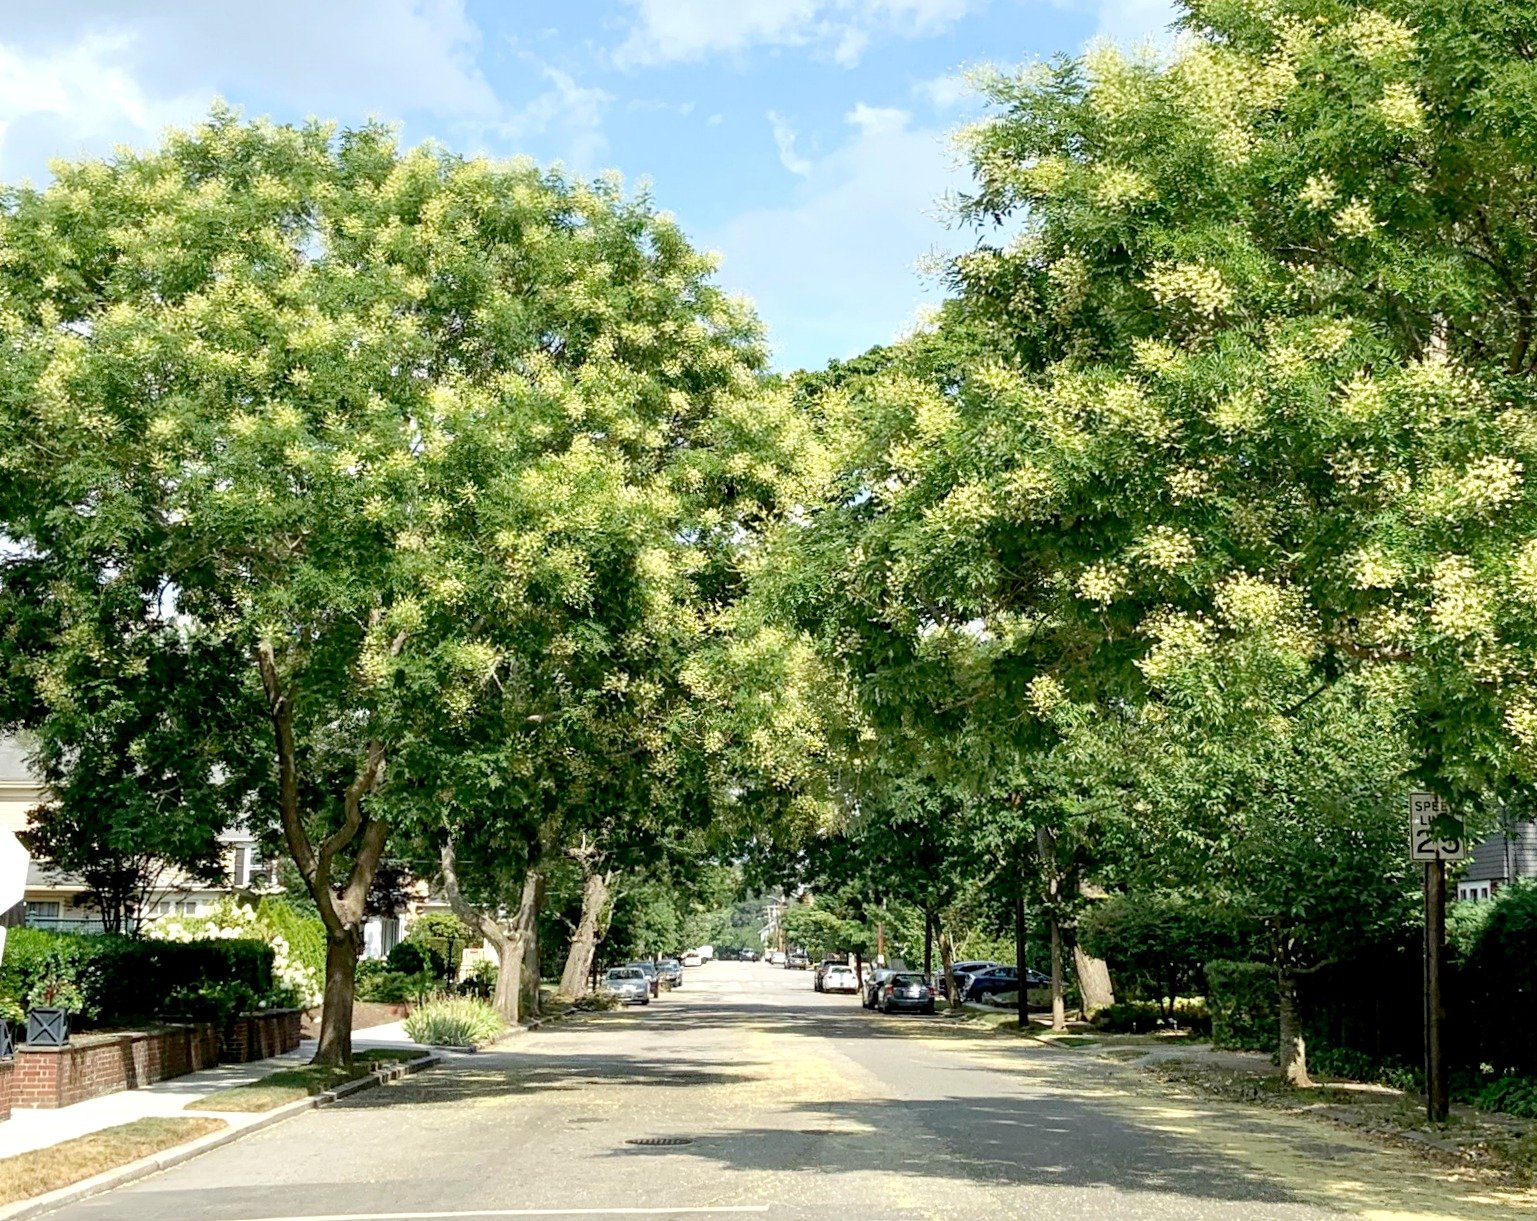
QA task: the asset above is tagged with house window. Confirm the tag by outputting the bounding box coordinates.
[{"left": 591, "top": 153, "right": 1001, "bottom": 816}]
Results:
[
  {"left": 26, "top": 901, "right": 61, "bottom": 920},
  {"left": 232, "top": 844, "right": 263, "bottom": 888},
  {"left": 1458, "top": 881, "right": 1492, "bottom": 902}
]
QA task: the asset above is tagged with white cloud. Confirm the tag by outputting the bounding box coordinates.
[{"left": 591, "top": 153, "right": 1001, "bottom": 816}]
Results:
[
  {"left": 486, "top": 65, "right": 613, "bottom": 172},
  {"left": 914, "top": 72, "right": 974, "bottom": 110},
  {"left": 0, "top": 1, "right": 501, "bottom": 180},
  {"left": 614, "top": 0, "right": 981, "bottom": 68},
  {"left": 1088, "top": 0, "right": 1178, "bottom": 46},
  {"left": 767, "top": 111, "right": 813, "bottom": 177},
  {"left": 708, "top": 104, "right": 974, "bottom": 371}
]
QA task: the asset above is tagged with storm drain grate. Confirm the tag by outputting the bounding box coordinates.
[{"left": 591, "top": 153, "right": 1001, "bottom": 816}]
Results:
[{"left": 626, "top": 1137, "right": 695, "bottom": 1147}]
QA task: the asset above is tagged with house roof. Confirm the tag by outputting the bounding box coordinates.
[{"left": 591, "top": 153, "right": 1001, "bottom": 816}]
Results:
[
  {"left": 0, "top": 734, "right": 36, "bottom": 787},
  {"left": 1464, "top": 820, "right": 1537, "bottom": 883}
]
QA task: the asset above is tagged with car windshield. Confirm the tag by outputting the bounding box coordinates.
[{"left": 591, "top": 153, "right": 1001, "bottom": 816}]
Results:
[
  {"left": 891, "top": 974, "right": 927, "bottom": 985},
  {"left": 607, "top": 969, "right": 643, "bottom": 979}
]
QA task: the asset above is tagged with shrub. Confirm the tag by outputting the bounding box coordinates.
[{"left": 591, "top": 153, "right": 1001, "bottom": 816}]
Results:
[
  {"left": 1474, "top": 1076, "right": 1537, "bottom": 1119},
  {"left": 0, "top": 928, "right": 274, "bottom": 1028},
  {"left": 386, "top": 940, "right": 442, "bottom": 979},
  {"left": 1308, "top": 1045, "right": 1422, "bottom": 1092},
  {"left": 1205, "top": 960, "right": 1277, "bottom": 1053},
  {"left": 1455, "top": 880, "right": 1537, "bottom": 1076},
  {"left": 1080, "top": 892, "right": 1257, "bottom": 1011},
  {"left": 165, "top": 980, "right": 260, "bottom": 1027},
  {"left": 145, "top": 896, "right": 323, "bottom": 1008},
  {"left": 403, "top": 996, "right": 504, "bottom": 1048},
  {"left": 1092, "top": 998, "right": 1212, "bottom": 1035},
  {"left": 356, "top": 966, "right": 422, "bottom": 1004},
  {"left": 456, "top": 960, "right": 497, "bottom": 1000}
]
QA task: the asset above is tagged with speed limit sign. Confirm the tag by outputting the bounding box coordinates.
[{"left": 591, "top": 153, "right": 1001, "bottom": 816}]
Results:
[{"left": 1408, "top": 792, "right": 1468, "bottom": 862}]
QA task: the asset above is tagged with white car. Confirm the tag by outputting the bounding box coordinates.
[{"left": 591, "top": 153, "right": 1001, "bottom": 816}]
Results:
[
  {"left": 822, "top": 965, "right": 858, "bottom": 993},
  {"left": 767, "top": 949, "right": 786, "bottom": 965},
  {"left": 681, "top": 952, "right": 703, "bottom": 967}
]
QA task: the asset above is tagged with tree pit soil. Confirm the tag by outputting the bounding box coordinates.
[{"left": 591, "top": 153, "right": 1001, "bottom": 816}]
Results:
[{"left": 300, "top": 1001, "right": 410, "bottom": 1038}]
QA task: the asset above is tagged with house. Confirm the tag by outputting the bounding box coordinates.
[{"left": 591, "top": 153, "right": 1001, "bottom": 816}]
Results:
[
  {"left": 0, "top": 734, "right": 276, "bottom": 933},
  {"left": 1457, "top": 818, "right": 1537, "bottom": 902}
]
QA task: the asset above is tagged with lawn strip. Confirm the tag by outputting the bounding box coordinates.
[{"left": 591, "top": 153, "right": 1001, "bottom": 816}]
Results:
[
  {"left": 187, "top": 1048, "right": 420, "bottom": 1113},
  {"left": 0, "top": 1117, "right": 226, "bottom": 1206}
]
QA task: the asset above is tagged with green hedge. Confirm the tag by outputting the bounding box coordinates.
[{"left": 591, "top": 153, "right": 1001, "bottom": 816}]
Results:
[
  {"left": 0, "top": 928, "right": 274, "bottom": 1029},
  {"left": 1453, "top": 881, "right": 1537, "bottom": 1076},
  {"left": 1206, "top": 960, "right": 1277, "bottom": 1053}
]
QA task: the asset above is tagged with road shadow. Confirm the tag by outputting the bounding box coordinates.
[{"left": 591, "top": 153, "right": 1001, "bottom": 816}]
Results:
[
  {"left": 339, "top": 1052, "right": 760, "bottom": 1108},
  {"left": 600, "top": 1092, "right": 1314, "bottom": 1211}
]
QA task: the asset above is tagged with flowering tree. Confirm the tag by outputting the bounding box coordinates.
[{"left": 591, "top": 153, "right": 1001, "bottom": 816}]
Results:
[{"left": 0, "top": 112, "right": 770, "bottom": 1062}]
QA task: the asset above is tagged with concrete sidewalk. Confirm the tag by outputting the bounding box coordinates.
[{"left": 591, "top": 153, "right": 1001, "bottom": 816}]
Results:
[{"left": 0, "top": 1027, "right": 428, "bottom": 1161}]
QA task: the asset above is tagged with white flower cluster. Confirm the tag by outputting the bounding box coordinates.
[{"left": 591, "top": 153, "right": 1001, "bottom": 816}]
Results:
[
  {"left": 1146, "top": 261, "right": 1233, "bottom": 320},
  {"left": 1077, "top": 561, "right": 1126, "bottom": 605},
  {"left": 1429, "top": 555, "right": 1495, "bottom": 640},
  {"left": 1139, "top": 525, "right": 1198, "bottom": 573},
  {"left": 1333, "top": 199, "right": 1380, "bottom": 240}
]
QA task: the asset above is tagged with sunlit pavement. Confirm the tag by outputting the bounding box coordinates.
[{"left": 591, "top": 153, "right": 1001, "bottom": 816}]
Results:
[{"left": 36, "top": 961, "right": 1532, "bottom": 1221}]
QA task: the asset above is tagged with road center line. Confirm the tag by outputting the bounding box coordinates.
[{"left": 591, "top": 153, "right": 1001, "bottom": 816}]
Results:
[{"left": 226, "top": 1209, "right": 771, "bottom": 1221}]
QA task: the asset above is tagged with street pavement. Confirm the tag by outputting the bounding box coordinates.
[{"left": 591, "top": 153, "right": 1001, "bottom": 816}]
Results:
[{"left": 34, "top": 961, "right": 1531, "bottom": 1221}]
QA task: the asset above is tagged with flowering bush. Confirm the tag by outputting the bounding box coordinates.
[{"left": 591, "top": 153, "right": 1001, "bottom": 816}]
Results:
[{"left": 146, "top": 896, "right": 323, "bottom": 1008}]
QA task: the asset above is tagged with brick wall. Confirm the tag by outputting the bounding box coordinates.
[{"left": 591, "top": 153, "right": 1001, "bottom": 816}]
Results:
[
  {"left": 221, "top": 1009, "right": 303, "bottom": 1063},
  {"left": 0, "top": 1058, "right": 13, "bottom": 1122},
  {"left": 13, "top": 1024, "right": 220, "bottom": 1109}
]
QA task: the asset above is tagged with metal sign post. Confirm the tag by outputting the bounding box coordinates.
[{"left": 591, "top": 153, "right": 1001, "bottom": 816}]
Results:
[{"left": 1407, "top": 792, "right": 1465, "bottom": 1124}]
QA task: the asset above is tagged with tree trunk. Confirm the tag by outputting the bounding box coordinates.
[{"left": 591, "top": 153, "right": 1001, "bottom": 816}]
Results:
[
  {"left": 316, "top": 927, "right": 361, "bottom": 1066},
  {"left": 1073, "top": 945, "right": 1114, "bottom": 1018},
  {"left": 940, "top": 928, "right": 960, "bottom": 1010},
  {"left": 514, "top": 864, "right": 544, "bottom": 1019},
  {"left": 1049, "top": 909, "right": 1066, "bottom": 1031},
  {"left": 876, "top": 919, "right": 886, "bottom": 966},
  {"left": 1278, "top": 965, "right": 1311, "bottom": 1087},
  {"left": 557, "top": 869, "right": 612, "bottom": 999},
  {"left": 258, "top": 640, "right": 393, "bottom": 1068},
  {"left": 923, "top": 912, "right": 934, "bottom": 977},
  {"left": 439, "top": 838, "right": 523, "bottom": 1025}
]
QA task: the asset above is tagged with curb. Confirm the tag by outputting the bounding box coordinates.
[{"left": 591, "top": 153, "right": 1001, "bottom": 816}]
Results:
[{"left": 0, "top": 1052, "right": 440, "bottom": 1221}]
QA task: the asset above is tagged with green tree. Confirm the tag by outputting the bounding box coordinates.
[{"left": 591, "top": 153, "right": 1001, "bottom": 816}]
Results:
[{"left": 0, "top": 112, "right": 769, "bottom": 1062}]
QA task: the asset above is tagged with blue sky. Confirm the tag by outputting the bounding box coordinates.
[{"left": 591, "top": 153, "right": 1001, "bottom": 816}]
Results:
[{"left": 0, "top": 1, "right": 1173, "bottom": 371}]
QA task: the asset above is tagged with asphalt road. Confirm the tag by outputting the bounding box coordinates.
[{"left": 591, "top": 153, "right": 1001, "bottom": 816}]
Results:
[{"left": 36, "top": 961, "right": 1527, "bottom": 1221}]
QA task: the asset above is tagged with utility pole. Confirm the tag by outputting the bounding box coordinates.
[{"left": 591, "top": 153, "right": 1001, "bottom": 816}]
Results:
[
  {"left": 1409, "top": 791, "right": 1465, "bottom": 1125},
  {"left": 1424, "top": 858, "right": 1448, "bottom": 1123},
  {"left": 1014, "top": 887, "right": 1028, "bottom": 1030}
]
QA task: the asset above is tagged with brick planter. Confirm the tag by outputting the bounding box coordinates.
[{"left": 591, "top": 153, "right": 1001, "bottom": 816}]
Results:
[
  {"left": 0, "top": 1058, "right": 13, "bottom": 1123},
  {"left": 220, "top": 1008, "right": 303, "bottom": 1064},
  {"left": 14, "top": 1024, "right": 220, "bottom": 1109}
]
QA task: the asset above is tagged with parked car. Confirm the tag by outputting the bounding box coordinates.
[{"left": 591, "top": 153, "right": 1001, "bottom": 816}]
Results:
[
  {"left": 813, "top": 955, "right": 850, "bottom": 991},
  {"left": 741, "top": 949, "right": 759, "bottom": 962},
  {"left": 861, "top": 967, "right": 897, "bottom": 1009},
  {"left": 603, "top": 967, "right": 651, "bottom": 1005},
  {"left": 655, "top": 958, "right": 683, "bottom": 988},
  {"left": 681, "top": 951, "right": 703, "bottom": 968},
  {"left": 786, "top": 950, "right": 811, "bottom": 970},
  {"left": 873, "top": 972, "right": 937, "bottom": 1014},
  {"left": 961, "top": 965, "right": 1051, "bottom": 1004},
  {"left": 821, "top": 964, "right": 859, "bottom": 994},
  {"left": 766, "top": 949, "right": 786, "bottom": 965},
  {"left": 939, "top": 960, "right": 1000, "bottom": 999},
  {"left": 627, "top": 961, "right": 662, "bottom": 996}
]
